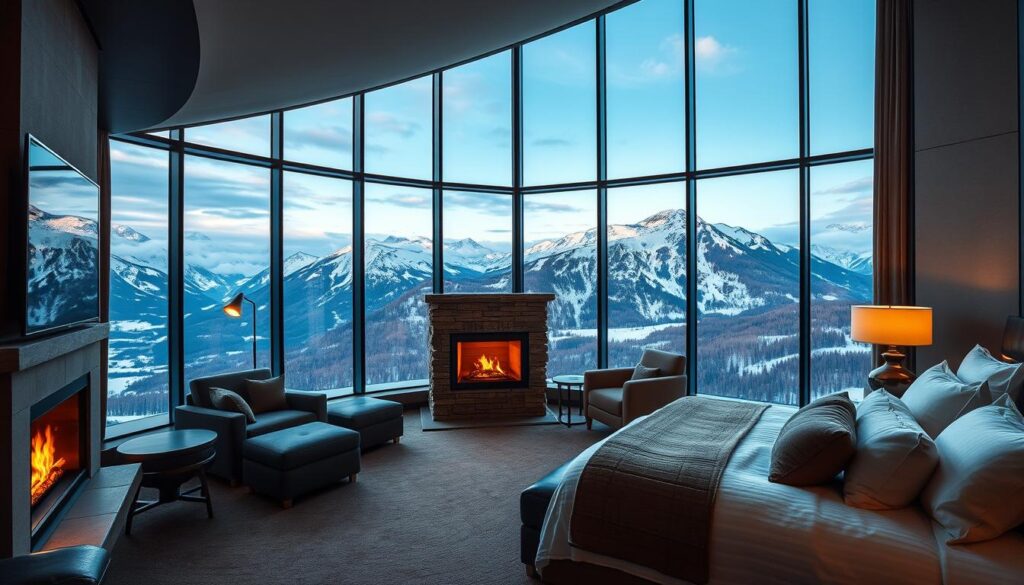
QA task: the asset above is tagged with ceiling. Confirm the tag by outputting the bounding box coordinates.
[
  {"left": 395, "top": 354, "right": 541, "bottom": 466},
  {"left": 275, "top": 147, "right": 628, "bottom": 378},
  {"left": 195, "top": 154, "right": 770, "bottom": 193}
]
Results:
[{"left": 83, "top": 0, "right": 630, "bottom": 134}]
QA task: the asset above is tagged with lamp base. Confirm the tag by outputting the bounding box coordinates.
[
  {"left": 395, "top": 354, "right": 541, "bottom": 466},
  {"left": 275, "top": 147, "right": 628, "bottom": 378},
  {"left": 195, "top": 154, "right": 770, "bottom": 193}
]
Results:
[{"left": 867, "top": 347, "right": 916, "bottom": 398}]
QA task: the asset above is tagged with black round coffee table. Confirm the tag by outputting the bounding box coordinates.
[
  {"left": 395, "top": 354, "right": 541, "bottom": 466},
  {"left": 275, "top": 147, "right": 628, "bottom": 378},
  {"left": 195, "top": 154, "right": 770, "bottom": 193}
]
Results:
[
  {"left": 117, "top": 429, "right": 217, "bottom": 535},
  {"left": 552, "top": 375, "right": 585, "bottom": 427}
]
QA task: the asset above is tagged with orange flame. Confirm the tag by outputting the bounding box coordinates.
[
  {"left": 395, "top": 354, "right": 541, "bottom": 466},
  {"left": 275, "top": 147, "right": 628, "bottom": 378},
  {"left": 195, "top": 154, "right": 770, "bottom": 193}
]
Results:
[
  {"left": 30, "top": 425, "right": 66, "bottom": 506},
  {"left": 475, "top": 354, "right": 506, "bottom": 376}
]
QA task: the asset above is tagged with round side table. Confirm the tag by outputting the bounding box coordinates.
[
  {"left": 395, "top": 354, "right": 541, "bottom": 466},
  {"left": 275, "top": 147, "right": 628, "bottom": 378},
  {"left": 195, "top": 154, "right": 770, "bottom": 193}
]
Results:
[
  {"left": 117, "top": 429, "right": 217, "bottom": 535},
  {"left": 551, "top": 374, "right": 585, "bottom": 428}
]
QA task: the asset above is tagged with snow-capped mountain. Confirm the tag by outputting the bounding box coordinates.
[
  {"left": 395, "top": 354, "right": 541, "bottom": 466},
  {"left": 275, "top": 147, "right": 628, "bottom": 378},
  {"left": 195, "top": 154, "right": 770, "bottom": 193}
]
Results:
[
  {"left": 811, "top": 245, "right": 873, "bottom": 276},
  {"left": 27, "top": 205, "right": 100, "bottom": 331}
]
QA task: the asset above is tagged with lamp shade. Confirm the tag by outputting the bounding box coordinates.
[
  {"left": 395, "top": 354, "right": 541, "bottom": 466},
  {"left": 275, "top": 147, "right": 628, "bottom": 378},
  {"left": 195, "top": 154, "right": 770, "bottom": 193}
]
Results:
[
  {"left": 851, "top": 305, "right": 932, "bottom": 346},
  {"left": 222, "top": 292, "right": 246, "bottom": 317}
]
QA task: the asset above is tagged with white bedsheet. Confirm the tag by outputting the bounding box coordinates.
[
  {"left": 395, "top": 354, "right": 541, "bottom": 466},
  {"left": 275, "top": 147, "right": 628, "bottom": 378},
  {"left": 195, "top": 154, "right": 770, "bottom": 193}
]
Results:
[{"left": 535, "top": 401, "right": 1024, "bottom": 584}]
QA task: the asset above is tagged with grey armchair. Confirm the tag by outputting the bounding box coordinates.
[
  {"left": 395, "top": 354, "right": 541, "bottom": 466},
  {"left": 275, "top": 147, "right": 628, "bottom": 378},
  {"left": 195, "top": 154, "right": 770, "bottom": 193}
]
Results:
[
  {"left": 583, "top": 349, "right": 687, "bottom": 430},
  {"left": 174, "top": 368, "right": 326, "bottom": 484}
]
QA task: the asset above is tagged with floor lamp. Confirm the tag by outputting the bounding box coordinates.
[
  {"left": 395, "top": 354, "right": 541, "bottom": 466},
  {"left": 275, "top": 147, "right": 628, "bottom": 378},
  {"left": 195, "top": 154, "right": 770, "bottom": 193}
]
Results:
[{"left": 223, "top": 292, "right": 257, "bottom": 369}]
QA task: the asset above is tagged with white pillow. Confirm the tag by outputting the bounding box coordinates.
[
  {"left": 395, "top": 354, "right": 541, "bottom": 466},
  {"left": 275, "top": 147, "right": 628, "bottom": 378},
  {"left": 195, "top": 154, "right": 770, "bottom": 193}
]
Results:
[
  {"left": 844, "top": 390, "right": 938, "bottom": 510},
  {"left": 921, "top": 395, "right": 1024, "bottom": 544},
  {"left": 957, "top": 344, "right": 1024, "bottom": 404},
  {"left": 901, "top": 361, "right": 990, "bottom": 438}
]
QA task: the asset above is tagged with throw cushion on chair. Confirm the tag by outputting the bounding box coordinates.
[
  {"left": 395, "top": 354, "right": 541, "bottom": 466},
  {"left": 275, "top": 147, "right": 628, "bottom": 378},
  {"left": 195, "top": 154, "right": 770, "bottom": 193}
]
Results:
[
  {"left": 631, "top": 365, "right": 661, "bottom": 380},
  {"left": 245, "top": 376, "right": 289, "bottom": 414},
  {"left": 209, "top": 387, "right": 256, "bottom": 423}
]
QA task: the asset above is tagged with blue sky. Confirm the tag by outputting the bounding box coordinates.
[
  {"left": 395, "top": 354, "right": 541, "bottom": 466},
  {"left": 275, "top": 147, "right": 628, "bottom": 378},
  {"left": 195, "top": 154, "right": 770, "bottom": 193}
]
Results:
[{"left": 110, "top": 0, "right": 875, "bottom": 275}]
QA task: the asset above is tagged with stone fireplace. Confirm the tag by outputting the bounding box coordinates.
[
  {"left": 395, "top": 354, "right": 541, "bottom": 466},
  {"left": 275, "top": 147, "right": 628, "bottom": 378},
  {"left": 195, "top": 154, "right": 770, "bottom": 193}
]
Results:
[
  {"left": 1, "top": 324, "right": 140, "bottom": 557},
  {"left": 426, "top": 294, "right": 553, "bottom": 420}
]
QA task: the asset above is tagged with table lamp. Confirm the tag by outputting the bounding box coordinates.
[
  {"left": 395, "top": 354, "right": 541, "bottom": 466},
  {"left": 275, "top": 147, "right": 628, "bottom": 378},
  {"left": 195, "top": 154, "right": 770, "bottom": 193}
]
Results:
[{"left": 851, "top": 305, "right": 933, "bottom": 394}]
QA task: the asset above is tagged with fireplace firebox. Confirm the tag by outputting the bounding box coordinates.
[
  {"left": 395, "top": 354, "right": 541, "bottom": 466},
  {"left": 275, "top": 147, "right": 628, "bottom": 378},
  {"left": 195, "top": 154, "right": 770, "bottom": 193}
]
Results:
[
  {"left": 451, "top": 332, "right": 529, "bottom": 391},
  {"left": 29, "top": 377, "right": 88, "bottom": 540}
]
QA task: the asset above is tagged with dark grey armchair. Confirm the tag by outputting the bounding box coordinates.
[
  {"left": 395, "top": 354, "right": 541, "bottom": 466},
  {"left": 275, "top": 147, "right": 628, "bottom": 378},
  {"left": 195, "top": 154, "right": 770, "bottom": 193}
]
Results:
[{"left": 174, "top": 368, "right": 326, "bottom": 484}]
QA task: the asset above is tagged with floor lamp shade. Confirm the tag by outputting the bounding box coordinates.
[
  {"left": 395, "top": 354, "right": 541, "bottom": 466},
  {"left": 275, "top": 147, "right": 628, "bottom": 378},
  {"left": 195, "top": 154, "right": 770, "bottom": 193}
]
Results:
[{"left": 222, "top": 292, "right": 257, "bottom": 368}]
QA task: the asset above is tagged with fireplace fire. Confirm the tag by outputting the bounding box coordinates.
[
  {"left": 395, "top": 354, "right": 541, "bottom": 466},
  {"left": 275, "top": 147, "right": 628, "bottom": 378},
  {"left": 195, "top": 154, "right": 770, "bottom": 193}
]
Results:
[
  {"left": 450, "top": 331, "right": 530, "bottom": 391},
  {"left": 29, "top": 385, "right": 85, "bottom": 535},
  {"left": 30, "top": 425, "right": 67, "bottom": 506}
]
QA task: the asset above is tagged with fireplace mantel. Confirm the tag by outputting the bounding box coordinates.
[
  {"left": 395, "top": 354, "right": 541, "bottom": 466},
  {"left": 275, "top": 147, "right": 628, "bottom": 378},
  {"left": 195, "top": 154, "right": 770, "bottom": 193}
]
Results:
[{"left": 0, "top": 323, "right": 109, "bottom": 374}]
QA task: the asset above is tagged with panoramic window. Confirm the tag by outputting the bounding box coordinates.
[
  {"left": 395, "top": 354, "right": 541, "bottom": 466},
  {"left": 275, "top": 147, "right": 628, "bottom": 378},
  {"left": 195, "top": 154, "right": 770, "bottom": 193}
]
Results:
[
  {"left": 364, "top": 182, "right": 434, "bottom": 389},
  {"left": 811, "top": 160, "right": 874, "bottom": 399},
  {"left": 185, "top": 115, "right": 271, "bottom": 157},
  {"left": 283, "top": 171, "right": 354, "bottom": 395},
  {"left": 108, "top": 141, "right": 170, "bottom": 429},
  {"left": 524, "top": 190, "right": 598, "bottom": 377},
  {"left": 284, "top": 97, "right": 353, "bottom": 168},
  {"left": 442, "top": 51, "right": 513, "bottom": 185},
  {"left": 809, "top": 0, "right": 875, "bottom": 155},
  {"left": 606, "top": 0, "right": 686, "bottom": 178},
  {"left": 364, "top": 76, "right": 433, "bottom": 180},
  {"left": 696, "top": 170, "right": 800, "bottom": 405},
  {"left": 183, "top": 156, "right": 271, "bottom": 383},
  {"left": 695, "top": 0, "right": 798, "bottom": 169},
  {"left": 443, "top": 190, "right": 513, "bottom": 293},
  {"left": 523, "top": 21, "right": 597, "bottom": 185},
  {"left": 607, "top": 182, "right": 687, "bottom": 367}
]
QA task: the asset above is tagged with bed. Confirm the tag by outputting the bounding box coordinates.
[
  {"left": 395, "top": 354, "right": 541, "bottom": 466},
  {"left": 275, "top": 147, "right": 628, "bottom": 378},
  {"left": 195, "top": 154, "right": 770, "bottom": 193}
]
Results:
[{"left": 529, "top": 400, "right": 1024, "bottom": 584}]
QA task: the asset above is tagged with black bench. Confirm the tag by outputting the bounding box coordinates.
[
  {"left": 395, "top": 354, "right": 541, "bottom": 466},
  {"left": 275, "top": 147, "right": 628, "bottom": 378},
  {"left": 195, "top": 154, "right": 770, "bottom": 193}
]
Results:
[
  {"left": 0, "top": 545, "right": 109, "bottom": 585},
  {"left": 520, "top": 459, "right": 574, "bottom": 577}
]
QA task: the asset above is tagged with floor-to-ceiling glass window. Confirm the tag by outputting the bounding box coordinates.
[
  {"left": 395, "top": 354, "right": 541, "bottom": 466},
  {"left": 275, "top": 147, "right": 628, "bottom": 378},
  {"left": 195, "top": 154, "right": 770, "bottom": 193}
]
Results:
[
  {"left": 108, "top": 141, "right": 170, "bottom": 429},
  {"left": 364, "top": 76, "right": 433, "bottom": 180},
  {"left": 696, "top": 170, "right": 801, "bottom": 405},
  {"left": 606, "top": 0, "right": 686, "bottom": 179},
  {"left": 183, "top": 156, "right": 271, "bottom": 383},
  {"left": 443, "top": 190, "right": 513, "bottom": 293},
  {"left": 810, "top": 160, "right": 874, "bottom": 399},
  {"left": 364, "top": 183, "right": 434, "bottom": 389},
  {"left": 442, "top": 52, "right": 512, "bottom": 186},
  {"left": 607, "top": 182, "right": 687, "bottom": 367},
  {"left": 284, "top": 97, "right": 354, "bottom": 168},
  {"left": 523, "top": 21, "right": 597, "bottom": 186},
  {"left": 524, "top": 190, "right": 598, "bottom": 376},
  {"left": 106, "top": 0, "right": 878, "bottom": 434},
  {"left": 283, "top": 171, "right": 354, "bottom": 395},
  {"left": 695, "top": 0, "right": 798, "bottom": 169}
]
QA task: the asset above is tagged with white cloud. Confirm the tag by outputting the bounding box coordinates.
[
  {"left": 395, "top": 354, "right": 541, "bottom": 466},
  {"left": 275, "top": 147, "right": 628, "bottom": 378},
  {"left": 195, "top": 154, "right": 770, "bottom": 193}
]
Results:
[{"left": 695, "top": 35, "right": 739, "bottom": 73}]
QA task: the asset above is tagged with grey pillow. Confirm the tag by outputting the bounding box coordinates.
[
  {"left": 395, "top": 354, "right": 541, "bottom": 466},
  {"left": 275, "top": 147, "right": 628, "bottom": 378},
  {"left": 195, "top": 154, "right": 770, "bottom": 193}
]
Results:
[
  {"left": 843, "top": 390, "right": 938, "bottom": 510},
  {"left": 631, "top": 364, "right": 661, "bottom": 380},
  {"left": 921, "top": 395, "right": 1024, "bottom": 544},
  {"left": 243, "top": 375, "right": 288, "bottom": 414},
  {"left": 769, "top": 392, "right": 857, "bottom": 486},
  {"left": 209, "top": 387, "right": 256, "bottom": 423},
  {"left": 956, "top": 344, "right": 1024, "bottom": 404},
  {"left": 901, "top": 361, "right": 990, "bottom": 439}
]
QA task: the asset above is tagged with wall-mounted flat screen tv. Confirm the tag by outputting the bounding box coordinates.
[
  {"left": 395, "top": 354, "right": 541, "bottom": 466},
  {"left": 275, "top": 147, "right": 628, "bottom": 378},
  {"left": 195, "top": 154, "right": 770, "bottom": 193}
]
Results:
[{"left": 25, "top": 135, "right": 100, "bottom": 336}]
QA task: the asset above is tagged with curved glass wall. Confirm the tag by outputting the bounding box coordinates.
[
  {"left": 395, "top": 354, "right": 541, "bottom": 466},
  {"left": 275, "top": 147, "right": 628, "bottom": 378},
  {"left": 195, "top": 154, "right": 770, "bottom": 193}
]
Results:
[{"left": 107, "top": 0, "right": 875, "bottom": 435}]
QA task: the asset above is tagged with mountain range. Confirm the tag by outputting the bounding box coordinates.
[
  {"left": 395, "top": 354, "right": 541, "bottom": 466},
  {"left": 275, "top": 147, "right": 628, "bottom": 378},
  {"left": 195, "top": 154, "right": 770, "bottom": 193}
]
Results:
[{"left": 39, "top": 205, "right": 874, "bottom": 422}]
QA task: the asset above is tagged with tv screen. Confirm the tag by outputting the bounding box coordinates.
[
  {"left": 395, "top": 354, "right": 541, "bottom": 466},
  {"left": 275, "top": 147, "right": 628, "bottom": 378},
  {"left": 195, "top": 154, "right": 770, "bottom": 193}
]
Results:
[{"left": 25, "top": 135, "right": 100, "bottom": 335}]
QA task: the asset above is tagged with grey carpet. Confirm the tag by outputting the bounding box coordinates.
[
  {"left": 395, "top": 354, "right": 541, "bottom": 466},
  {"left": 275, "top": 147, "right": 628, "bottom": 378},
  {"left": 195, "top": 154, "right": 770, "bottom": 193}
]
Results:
[{"left": 104, "top": 410, "right": 610, "bottom": 585}]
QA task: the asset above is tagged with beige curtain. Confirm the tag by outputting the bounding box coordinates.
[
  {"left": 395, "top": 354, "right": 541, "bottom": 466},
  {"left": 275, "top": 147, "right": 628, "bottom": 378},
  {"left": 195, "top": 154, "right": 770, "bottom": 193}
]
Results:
[{"left": 873, "top": 0, "right": 914, "bottom": 307}]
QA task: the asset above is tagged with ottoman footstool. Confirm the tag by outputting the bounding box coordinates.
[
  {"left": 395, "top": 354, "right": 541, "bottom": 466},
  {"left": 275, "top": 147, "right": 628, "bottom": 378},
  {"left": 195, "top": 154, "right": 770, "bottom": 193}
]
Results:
[
  {"left": 327, "top": 396, "right": 404, "bottom": 449},
  {"left": 243, "top": 421, "right": 360, "bottom": 508}
]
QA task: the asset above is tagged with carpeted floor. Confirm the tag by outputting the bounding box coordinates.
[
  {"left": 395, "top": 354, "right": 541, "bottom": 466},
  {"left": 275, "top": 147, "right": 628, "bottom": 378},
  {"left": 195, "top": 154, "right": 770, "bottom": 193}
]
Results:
[{"left": 105, "top": 409, "right": 610, "bottom": 585}]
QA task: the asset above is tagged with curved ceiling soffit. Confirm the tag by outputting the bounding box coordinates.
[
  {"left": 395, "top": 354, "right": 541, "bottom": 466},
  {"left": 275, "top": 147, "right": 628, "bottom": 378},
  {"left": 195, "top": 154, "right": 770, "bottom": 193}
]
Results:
[
  {"left": 154, "top": 0, "right": 630, "bottom": 130},
  {"left": 82, "top": 0, "right": 201, "bottom": 134}
]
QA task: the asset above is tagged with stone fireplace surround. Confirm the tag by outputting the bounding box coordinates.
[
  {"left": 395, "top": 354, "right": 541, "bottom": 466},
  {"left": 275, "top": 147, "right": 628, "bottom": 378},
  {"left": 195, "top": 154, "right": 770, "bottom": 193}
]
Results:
[
  {"left": 0, "top": 324, "right": 140, "bottom": 557},
  {"left": 426, "top": 294, "right": 554, "bottom": 420}
]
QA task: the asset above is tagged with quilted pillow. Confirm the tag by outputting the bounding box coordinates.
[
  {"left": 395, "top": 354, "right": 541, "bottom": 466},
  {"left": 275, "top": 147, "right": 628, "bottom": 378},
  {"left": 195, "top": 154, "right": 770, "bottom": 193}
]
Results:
[
  {"left": 921, "top": 395, "right": 1024, "bottom": 544},
  {"left": 956, "top": 344, "right": 1024, "bottom": 404},
  {"left": 901, "top": 361, "right": 990, "bottom": 439},
  {"left": 209, "top": 387, "right": 256, "bottom": 423},
  {"left": 843, "top": 390, "right": 938, "bottom": 510},
  {"left": 769, "top": 392, "right": 857, "bottom": 486}
]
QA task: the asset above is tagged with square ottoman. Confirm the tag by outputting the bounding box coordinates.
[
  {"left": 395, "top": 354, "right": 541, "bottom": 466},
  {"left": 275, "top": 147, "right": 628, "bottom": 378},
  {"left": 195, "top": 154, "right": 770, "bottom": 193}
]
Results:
[
  {"left": 243, "top": 421, "right": 360, "bottom": 508},
  {"left": 327, "top": 396, "right": 404, "bottom": 449}
]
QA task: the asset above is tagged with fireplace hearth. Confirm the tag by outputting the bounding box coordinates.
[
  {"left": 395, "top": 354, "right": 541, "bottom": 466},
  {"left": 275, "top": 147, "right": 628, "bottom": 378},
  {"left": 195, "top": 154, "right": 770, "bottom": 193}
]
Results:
[{"left": 426, "top": 294, "right": 553, "bottom": 420}]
